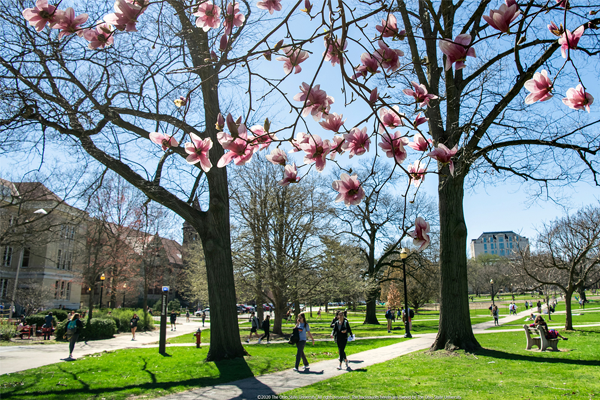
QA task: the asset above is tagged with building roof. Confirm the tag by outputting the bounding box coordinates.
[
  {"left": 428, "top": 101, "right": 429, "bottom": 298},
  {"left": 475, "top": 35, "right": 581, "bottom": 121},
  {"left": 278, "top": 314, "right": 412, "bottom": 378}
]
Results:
[
  {"left": 160, "top": 237, "right": 183, "bottom": 265},
  {"left": 471, "top": 231, "right": 528, "bottom": 242}
]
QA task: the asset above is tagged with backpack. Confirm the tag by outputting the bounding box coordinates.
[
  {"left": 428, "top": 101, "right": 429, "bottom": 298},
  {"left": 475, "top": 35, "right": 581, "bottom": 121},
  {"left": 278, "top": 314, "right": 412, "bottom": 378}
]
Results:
[
  {"left": 385, "top": 310, "right": 391, "bottom": 319},
  {"left": 65, "top": 320, "right": 77, "bottom": 338},
  {"left": 409, "top": 309, "right": 415, "bottom": 319},
  {"left": 251, "top": 317, "right": 258, "bottom": 329},
  {"left": 288, "top": 327, "right": 300, "bottom": 345}
]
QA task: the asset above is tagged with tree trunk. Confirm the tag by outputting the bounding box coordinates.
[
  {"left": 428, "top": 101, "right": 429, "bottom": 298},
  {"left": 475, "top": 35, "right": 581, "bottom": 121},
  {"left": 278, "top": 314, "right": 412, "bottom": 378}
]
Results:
[
  {"left": 564, "top": 290, "right": 573, "bottom": 330},
  {"left": 272, "top": 289, "right": 286, "bottom": 335},
  {"left": 431, "top": 173, "right": 481, "bottom": 351},
  {"left": 364, "top": 295, "right": 380, "bottom": 324},
  {"left": 87, "top": 289, "right": 94, "bottom": 322}
]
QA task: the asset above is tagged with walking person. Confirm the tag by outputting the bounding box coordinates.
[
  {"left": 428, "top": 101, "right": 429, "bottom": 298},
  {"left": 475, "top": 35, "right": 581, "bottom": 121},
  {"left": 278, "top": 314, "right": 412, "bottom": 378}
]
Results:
[
  {"left": 170, "top": 310, "right": 177, "bottom": 331},
  {"left": 65, "top": 313, "right": 84, "bottom": 360},
  {"left": 42, "top": 312, "right": 54, "bottom": 340},
  {"left": 130, "top": 313, "right": 140, "bottom": 341},
  {"left": 331, "top": 310, "right": 353, "bottom": 370},
  {"left": 201, "top": 311, "right": 206, "bottom": 327},
  {"left": 385, "top": 307, "right": 393, "bottom": 333},
  {"left": 259, "top": 315, "right": 270, "bottom": 344},
  {"left": 293, "top": 312, "right": 314, "bottom": 372},
  {"left": 186, "top": 310, "right": 190, "bottom": 323},
  {"left": 525, "top": 300, "right": 529, "bottom": 310},
  {"left": 537, "top": 300, "right": 542, "bottom": 314},
  {"left": 317, "top": 308, "right": 321, "bottom": 319},
  {"left": 246, "top": 312, "right": 260, "bottom": 343},
  {"left": 492, "top": 305, "right": 499, "bottom": 326}
]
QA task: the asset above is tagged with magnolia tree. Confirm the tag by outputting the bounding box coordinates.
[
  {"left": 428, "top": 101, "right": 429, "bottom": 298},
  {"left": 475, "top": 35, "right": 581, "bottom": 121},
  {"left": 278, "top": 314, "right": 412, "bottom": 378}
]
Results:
[{"left": 2, "top": 0, "right": 599, "bottom": 355}]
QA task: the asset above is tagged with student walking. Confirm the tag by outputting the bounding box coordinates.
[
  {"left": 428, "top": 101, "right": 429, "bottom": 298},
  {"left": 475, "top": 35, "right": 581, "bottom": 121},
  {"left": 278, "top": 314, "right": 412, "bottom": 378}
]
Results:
[
  {"left": 185, "top": 310, "right": 190, "bottom": 323},
  {"left": 201, "top": 311, "right": 206, "bottom": 327},
  {"left": 130, "top": 313, "right": 140, "bottom": 340},
  {"left": 317, "top": 308, "right": 321, "bottom": 319},
  {"left": 170, "top": 310, "right": 177, "bottom": 331},
  {"left": 492, "top": 305, "right": 499, "bottom": 326},
  {"left": 385, "top": 307, "right": 393, "bottom": 333},
  {"left": 246, "top": 312, "right": 260, "bottom": 343},
  {"left": 65, "top": 313, "right": 84, "bottom": 360},
  {"left": 259, "top": 315, "right": 270, "bottom": 344},
  {"left": 331, "top": 311, "right": 353, "bottom": 370},
  {"left": 43, "top": 312, "right": 54, "bottom": 340},
  {"left": 293, "top": 312, "right": 315, "bottom": 372}
]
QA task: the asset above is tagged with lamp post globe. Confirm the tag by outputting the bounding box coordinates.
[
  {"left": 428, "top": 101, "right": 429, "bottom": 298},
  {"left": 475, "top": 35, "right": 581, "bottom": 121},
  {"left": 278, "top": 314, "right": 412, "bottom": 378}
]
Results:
[{"left": 99, "top": 273, "right": 105, "bottom": 309}]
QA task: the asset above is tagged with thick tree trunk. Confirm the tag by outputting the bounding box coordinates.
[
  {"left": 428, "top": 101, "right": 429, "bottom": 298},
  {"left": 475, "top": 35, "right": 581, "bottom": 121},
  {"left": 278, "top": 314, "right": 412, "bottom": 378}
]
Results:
[
  {"left": 564, "top": 290, "right": 573, "bottom": 330},
  {"left": 272, "top": 290, "right": 286, "bottom": 335},
  {"left": 431, "top": 174, "right": 481, "bottom": 351},
  {"left": 364, "top": 295, "right": 380, "bottom": 324}
]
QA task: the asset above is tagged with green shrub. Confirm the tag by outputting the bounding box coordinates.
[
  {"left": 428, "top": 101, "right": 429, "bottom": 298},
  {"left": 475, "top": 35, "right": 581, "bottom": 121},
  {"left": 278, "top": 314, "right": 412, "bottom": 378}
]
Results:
[
  {"left": 26, "top": 315, "right": 57, "bottom": 327},
  {"left": 54, "top": 319, "right": 69, "bottom": 341},
  {"left": 82, "top": 318, "right": 116, "bottom": 340},
  {"left": 46, "top": 309, "right": 69, "bottom": 322},
  {"left": 0, "top": 319, "right": 17, "bottom": 341},
  {"left": 168, "top": 299, "right": 181, "bottom": 312}
]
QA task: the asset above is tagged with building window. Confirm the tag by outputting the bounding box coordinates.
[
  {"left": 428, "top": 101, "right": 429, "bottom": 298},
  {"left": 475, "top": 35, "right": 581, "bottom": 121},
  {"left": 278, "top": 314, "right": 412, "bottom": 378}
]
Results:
[
  {"left": 509, "top": 236, "right": 512, "bottom": 241},
  {"left": 491, "top": 244, "right": 495, "bottom": 249},
  {"left": 57, "top": 249, "right": 62, "bottom": 269},
  {"left": 66, "top": 282, "right": 71, "bottom": 300},
  {"left": 499, "top": 237, "right": 504, "bottom": 242},
  {"left": 501, "top": 250, "right": 505, "bottom": 255},
  {"left": 66, "top": 252, "right": 72, "bottom": 271},
  {"left": 54, "top": 281, "right": 60, "bottom": 299},
  {"left": 0, "top": 279, "right": 8, "bottom": 298},
  {"left": 500, "top": 243, "right": 504, "bottom": 249},
  {"left": 484, "top": 244, "right": 487, "bottom": 250},
  {"left": 2, "top": 246, "right": 12, "bottom": 267},
  {"left": 484, "top": 251, "right": 488, "bottom": 254},
  {"left": 510, "top": 243, "right": 513, "bottom": 249},
  {"left": 21, "top": 248, "right": 30, "bottom": 267},
  {"left": 60, "top": 281, "right": 65, "bottom": 299}
]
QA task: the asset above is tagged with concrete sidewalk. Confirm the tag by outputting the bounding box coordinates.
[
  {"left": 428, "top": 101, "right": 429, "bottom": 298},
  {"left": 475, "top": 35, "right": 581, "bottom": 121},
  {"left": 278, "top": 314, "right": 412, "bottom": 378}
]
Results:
[{"left": 0, "top": 320, "right": 207, "bottom": 375}]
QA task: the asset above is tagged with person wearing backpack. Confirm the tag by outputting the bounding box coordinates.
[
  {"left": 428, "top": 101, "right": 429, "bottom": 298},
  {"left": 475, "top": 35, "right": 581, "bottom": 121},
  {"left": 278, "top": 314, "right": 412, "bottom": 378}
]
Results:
[
  {"left": 245, "top": 312, "right": 260, "bottom": 343},
  {"left": 385, "top": 307, "right": 393, "bottom": 333},
  {"left": 259, "top": 314, "right": 270, "bottom": 344},
  {"left": 65, "top": 313, "right": 84, "bottom": 361},
  {"left": 331, "top": 310, "right": 353, "bottom": 370},
  {"left": 293, "top": 312, "right": 314, "bottom": 372}
]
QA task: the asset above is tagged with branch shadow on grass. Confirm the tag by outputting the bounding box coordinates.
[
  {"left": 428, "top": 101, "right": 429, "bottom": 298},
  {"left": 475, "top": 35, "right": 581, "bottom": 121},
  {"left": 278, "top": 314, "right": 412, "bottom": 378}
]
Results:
[{"left": 478, "top": 348, "right": 600, "bottom": 367}]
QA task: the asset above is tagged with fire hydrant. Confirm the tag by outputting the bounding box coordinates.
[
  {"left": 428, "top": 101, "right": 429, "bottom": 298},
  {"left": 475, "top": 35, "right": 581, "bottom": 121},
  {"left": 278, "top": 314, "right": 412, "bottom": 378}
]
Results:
[{"left": 194, "top": 328, "right": 202, "bottom": 348}]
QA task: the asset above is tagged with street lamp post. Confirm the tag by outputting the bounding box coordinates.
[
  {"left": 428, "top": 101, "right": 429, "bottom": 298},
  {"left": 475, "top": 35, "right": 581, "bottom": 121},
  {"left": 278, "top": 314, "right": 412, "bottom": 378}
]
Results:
[
  {"left": 490, "top": 279, "right": 495, "bottom": 308},
  {"left": 122, "top": 283, "right": 127, "bottom": 308},
  {"left": 99, "top": 273, "right": 105, "bottom": 309},
  {"left": 401, "top": 248, "right": 412, "bottom": 339}
]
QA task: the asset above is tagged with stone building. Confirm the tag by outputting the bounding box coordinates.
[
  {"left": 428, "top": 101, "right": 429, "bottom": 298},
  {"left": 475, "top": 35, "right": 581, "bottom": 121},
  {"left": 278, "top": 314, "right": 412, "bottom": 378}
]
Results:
[{"left": 470, "top": 231, "right": 529, "bottom": 259}]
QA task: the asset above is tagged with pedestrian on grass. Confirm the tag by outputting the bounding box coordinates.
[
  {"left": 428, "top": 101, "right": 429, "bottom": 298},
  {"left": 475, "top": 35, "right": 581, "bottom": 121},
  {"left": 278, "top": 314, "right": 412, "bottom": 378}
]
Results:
[
  {"left": 492, "top": 305, "right": 499, "bottom": 326},
  {"left": 317, "top": 308, "right": 321, "bottom": 319},
  {"left": 259, "top": 315, "right": 270, "bottom": 344},
  {"left": 202, "top": 311, "right": 206, "bottom": 327},
  {"left": 293, "top": 312, "right": 314, "bottom": 372},
  {"left": 130, "top": 313, "right": 140, "bottom": 341},
  {"left": 170, "top": 310, "right": 177, "bottom": 331},
  {"left": 246, "top": 312, "right": 260, "bottom": 343},
  {"left": 525, "top": 301, "right": 529, "bottom": 310},
  {"left": 537, "top": 300, "right": 542, "bottom": 314},
  {"left": 331, "top": 309, "right": 353, "bottom": 370},
  {"left": 186, "top": 310, "right": 190, "bottom": 323},
  {"left": 65, "top": 313, "right": 84, "bottom": 360},
  {"left": 385, "top": 307, "right": 393, "bottom": 333}
]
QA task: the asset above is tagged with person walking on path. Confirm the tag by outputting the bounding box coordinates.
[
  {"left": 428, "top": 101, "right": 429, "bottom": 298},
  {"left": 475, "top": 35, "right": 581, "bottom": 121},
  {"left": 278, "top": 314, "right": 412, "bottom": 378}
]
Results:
[
  {"left": 259, "top": 315, "right": 270, "bottom": 344},
  {"left": 537, "top": 300, "right": 542, "bottom": 314},
  {"left": 42, "top": 312, "right": 54, "bottom": 340},
  {"left": 293, "top": 312, "right": 314, "bottom": 372},
  {"left": 65, "top": 313, "right": 84, "bottom": 361},
  {"left": 185, "top": 310, "right": 190, "bottom": 323},
  {"left": 525, "top": 300, "right": 529, "bottom": 310},
  {"left": 513, "top": 303, "right": 518, "bottom": 315},
  {"left": 201, "top": 311, "right": 206, "bottom": 327},
  {"left": 246, "top": 312, "right": 260, "bottom": 343},
  {"left": 492, "top": 305, "right": 499, "bottom": 326},
  {"left": 130, "top": 313, "right": 140, "bottom": 341},
  {"left": 331, "top": 310, "right": 353, "bottom": 370},
  {"left": 385, "top": 307, "right": 393, "bottom": 333},
  {"left": 170, "top": 310, "right": 177, "bottom": 331}
]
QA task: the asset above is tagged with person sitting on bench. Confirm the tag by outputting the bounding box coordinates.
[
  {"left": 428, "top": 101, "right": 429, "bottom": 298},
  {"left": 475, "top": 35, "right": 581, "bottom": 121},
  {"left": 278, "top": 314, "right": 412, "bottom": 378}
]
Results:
[{"left": 529, "top": 316, "right": 568, "bottom": 340}]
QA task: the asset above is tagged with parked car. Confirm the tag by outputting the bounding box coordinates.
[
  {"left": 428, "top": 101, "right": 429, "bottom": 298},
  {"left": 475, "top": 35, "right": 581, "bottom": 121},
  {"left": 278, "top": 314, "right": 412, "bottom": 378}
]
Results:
[{"left": 194, "top": 308, "right": 209, "bottom": 316}]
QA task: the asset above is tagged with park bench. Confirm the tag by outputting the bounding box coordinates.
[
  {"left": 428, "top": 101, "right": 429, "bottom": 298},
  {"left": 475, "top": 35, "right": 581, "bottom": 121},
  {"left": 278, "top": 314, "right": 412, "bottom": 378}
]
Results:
[{"left": 523, "top": 324, "right": 559, "bottom": 351}]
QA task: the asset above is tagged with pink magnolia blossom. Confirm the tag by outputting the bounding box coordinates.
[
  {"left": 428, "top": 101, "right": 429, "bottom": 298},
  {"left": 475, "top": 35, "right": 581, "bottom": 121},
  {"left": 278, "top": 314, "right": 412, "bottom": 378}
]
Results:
[
  {"left": 53, "top": 7, "right": 88, "bottom": 39},
  {"left": 193, "top": 2, "right": 221, "bottom": 32},
  {"left": 184, "top": 133, "right": 213, "bottom": 172},
  {"left": 427, "top": 143, "right": 459, "bottom": 176},
  {"left": 403, "top": 81, "right": 438, "bottom": 108},
  {"left": 324, "top": 37, "right": 347, "bottom": 66},
  {"left": 548, "top": 21, "right": 564, "bottom": 37},
  {"left": 104, "top": 0, "right": 142, "bottom": 32},
  {"left": 276, "top": 46, "right": 309, "bottom": 74},
  {"left": 149, "top": 132, "right": 179, "bottom": 151},
  {"left": 215, "top": 113, "right": 225, "bottom": 131},
  {"left": 266, "top": 148, "right": 288, "bottom": 165},
  {"left": 301, "top": 0, "right": 312, "bottom": 13},
  {"left": 217, "top": 124, "right": 257, "bottom": 167},
  {"left": 378, "top": 106, "right": 404, "bottom": 132},
  {"left": 376, "top": 14, "right": 405, "bottom": 39},
  {"left": 505, "top": 0, "right": 519, "bottom": 8},
  {"left": 319, "top": 112, "right": 345, "bottom": 132},
  {"left": 413, "top": 113, "right": 428, "bottom": 127},
  {"left": 290, "top": 131, "right": 310, "bottom": 153},
  {"left": 556, "top": 0, "right": 570, "bottom": 8},
  {"left": 224, "top": 2, "right": 245, "bottom": 34},
  {"left": 126, "top": 0, "right": 149, "bottom": 10},
  {"left": 249, "top": 125, "right": 277, "bottom": 150},
  {"left": 562, "top": 84, "right": 594, "bottom": 112},
  {"left": 524, "top": 70, "right": 553, "bottom": 104},
  {"left": 22, "top": 0, "right": 58, "bottom": 32},
  {"left": 293, "top": 82, "right": 334, "bottom": 121},
  {"left": 483, "top": 3, "right": 520, "bottom": 33},
  {"left": 407, "top": 132, "right": 432, "bottom": 152},
  {"left": 299, "top": 134, "right": 331, "bottom": 172},
  {"left": 279, "top": 164, "right": 299, "bottom": 186},
  {"left": 83, "top": 23, "right": 114, "bottom": 50},
  {"left": 369, "top": 88, "right": 378, "bottom": 104},
  {"left": 373, "top": 40, "right": 403, "bottom": 73},
  {"left": 352, "top": 52, "right": 380, "bottom": 79},
  {"left": 439, "top": 34, "right": 476, "bottom": 71},
  {"left": 257, "top": 0, "right": 282, "bottom": 14},
  {"left": 408, "top": 160, "right": 426, "bottom": 187},
  {"left": 408, "top": 217, "right": 431, "bottom": 251},
  {"left": 342, "top": 127, "right": 371, "bottom": 158},
  {"left": 332, "top": 173, "right": 365, "bottom": 206},
  {"left": 219, "top": 34, "right": 228, "bottom": 52},
  {"left": 558, "top": 26, "right": 584, "bottom": 58},
  {"left": 329, "top": 135, "right": 345, "bottom": 160},
  {"left": 378, "top": 131, "right": 409, "bottom": 165}
]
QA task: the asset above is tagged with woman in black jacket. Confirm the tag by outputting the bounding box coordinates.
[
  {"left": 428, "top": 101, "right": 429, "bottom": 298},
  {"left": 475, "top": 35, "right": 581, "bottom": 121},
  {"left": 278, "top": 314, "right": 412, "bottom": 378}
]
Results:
[{"left": 331, "top": 311, "right": 353, "bottom": 370}]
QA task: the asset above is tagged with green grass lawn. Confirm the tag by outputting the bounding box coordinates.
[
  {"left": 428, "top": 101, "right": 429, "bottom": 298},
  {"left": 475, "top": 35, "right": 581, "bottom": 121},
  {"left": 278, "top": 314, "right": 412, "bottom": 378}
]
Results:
[
  {"left": 0, "top": 338, "right": 405, "bottom": 400},
  {"left": 285, "top": 327, "right": 600, "bottom": 399}
]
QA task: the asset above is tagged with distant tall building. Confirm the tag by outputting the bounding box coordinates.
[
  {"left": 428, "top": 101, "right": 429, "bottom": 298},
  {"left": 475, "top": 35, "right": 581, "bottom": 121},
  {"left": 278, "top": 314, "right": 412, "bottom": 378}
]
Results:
[{"left": 470, "top": 231, "right": 529, "bottom": 259}]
